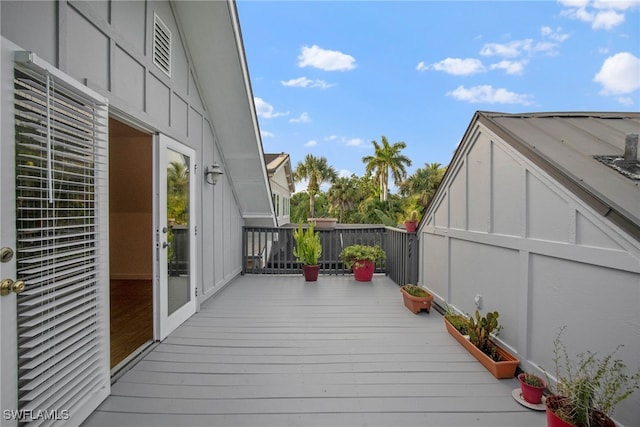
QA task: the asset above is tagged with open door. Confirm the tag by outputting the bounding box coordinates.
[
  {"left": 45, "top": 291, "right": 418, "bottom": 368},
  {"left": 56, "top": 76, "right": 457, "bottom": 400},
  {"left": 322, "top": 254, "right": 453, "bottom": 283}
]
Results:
[
  {"left": 156, "top": 134, "right": 196, "bottom": 340},
  {"left": 1, "top": 49, "right": 110, "bottom": 425}
]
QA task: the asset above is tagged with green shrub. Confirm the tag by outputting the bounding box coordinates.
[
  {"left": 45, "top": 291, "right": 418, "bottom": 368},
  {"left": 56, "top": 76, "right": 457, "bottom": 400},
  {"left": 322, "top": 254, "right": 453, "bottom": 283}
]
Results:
[
  {"left": 292, "top": 222, "right": 321, "bottom": 266},
  {"left": 339, "top": 244, "right": 385, "bottom": 269}
]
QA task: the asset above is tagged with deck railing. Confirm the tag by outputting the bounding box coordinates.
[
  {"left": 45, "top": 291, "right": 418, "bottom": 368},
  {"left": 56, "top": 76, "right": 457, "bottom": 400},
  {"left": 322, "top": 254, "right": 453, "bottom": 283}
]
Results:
[
  {"left": 242, "top": 224, "right": 418, "bottom": 286},
  {"left": 384, "top": 227, "right": 418, "bottom": 286}
]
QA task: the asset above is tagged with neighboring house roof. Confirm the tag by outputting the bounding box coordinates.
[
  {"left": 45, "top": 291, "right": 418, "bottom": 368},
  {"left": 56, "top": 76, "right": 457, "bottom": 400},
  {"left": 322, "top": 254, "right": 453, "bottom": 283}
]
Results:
[
  {"left": 451, "top": 111, "right": 640, "bottom": 240},
  {"left": 173, "top": 0, "right": 276, "bottom": 227},
  {"left": 265, "top": 153, "right": 295, "bottom": 193}
]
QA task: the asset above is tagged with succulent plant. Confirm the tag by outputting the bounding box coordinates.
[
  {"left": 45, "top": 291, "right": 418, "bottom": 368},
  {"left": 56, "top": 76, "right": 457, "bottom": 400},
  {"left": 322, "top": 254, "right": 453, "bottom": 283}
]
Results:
[{"left": 467, "top": 310, "right": 503, "bottom": 360}]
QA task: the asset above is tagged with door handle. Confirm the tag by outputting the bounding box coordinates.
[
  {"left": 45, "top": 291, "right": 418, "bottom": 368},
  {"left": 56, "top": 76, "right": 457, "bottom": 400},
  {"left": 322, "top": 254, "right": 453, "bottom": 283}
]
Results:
[
  {"left": 162, "top": 242, "right": 169, "bottom": 249},
  {"left": 1, "top": 279, "right": 25, "bottom": 296}
]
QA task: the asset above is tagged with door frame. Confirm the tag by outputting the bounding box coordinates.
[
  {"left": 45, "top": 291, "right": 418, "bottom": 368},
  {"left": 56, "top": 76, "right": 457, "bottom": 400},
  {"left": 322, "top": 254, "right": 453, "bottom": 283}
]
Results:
[
  {"left": 154, "top": 133, "right": 197, "bottom": 340},
  {"left": 0, "top": 39, "right": 19, "bottom": 427}
]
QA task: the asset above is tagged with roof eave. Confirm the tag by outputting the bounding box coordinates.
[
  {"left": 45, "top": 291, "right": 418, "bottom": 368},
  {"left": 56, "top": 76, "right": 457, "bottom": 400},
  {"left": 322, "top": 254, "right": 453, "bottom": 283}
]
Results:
[{"left": 172, "top": 0, "right": 276, "bottom": 227}]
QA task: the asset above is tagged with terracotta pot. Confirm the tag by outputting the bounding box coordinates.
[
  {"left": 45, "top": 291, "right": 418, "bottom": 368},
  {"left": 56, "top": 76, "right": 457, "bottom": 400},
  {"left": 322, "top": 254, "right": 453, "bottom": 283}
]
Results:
[
  {"left": 302, "top": 265, "right": 320, "bottom": 281},
  {"left": 443, "top": 317, "right": 519, "bottom": 379},
  {"left": 545, "top": 395, "right": 616, "bottom": 427},
  {"left": 518, "top": 373, "right": 546, "bottom": 404},
  {"left": 404, "top": 220, "right": 417, "bottom": 233},
  {"left": 353, "top": 260, "right": 375, "bottom": 281},
  {"left": 400, "top": 286, "right": 433, "bottom": 314}
]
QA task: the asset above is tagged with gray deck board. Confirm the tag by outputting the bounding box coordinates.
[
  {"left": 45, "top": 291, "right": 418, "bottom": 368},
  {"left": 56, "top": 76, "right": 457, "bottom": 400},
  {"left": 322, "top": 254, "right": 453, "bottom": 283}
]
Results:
[{"left": 83, "top": 275, "right": 545, "bottom": 427}]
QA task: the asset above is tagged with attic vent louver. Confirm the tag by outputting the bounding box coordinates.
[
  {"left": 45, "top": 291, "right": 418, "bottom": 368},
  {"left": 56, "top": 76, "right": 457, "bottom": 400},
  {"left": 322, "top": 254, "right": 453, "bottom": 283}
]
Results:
[
  {"left": 593, "top": 134, "right": 640, "bottom": 180},
  {"left": 153, "top": 13, "right": 171, "bottom": 77}
]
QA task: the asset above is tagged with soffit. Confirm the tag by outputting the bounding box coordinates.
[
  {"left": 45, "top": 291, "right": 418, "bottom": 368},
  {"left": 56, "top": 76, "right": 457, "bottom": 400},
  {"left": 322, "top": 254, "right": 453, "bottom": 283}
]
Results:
[{"left": 172, "top": 0, "right": 275, "bottom": 226}]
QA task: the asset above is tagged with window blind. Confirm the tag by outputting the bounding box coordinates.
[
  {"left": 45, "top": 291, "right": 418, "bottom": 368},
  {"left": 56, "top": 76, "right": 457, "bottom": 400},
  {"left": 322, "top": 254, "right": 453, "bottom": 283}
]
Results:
[{"left": 14, "top": 65, "right": 109, "bottom": 425}]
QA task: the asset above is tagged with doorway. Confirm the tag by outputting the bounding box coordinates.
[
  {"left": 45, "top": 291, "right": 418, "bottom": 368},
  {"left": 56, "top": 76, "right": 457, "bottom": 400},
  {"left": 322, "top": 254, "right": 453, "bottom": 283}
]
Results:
[{"left": 108, "top": 118, "right": 154, "bottom": 369}]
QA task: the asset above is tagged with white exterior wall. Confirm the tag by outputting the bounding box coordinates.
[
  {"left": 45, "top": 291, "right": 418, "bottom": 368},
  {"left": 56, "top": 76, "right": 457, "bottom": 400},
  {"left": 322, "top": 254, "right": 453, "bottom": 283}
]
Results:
[
  {"left": 1, "top": 0, "right": 245, "bottom": 300},
  {"left": 270, "top": 165, "right": 292, "bottom": 225},
  {"left": 420, "top": 122, "right": 640, "bottom": 426}
]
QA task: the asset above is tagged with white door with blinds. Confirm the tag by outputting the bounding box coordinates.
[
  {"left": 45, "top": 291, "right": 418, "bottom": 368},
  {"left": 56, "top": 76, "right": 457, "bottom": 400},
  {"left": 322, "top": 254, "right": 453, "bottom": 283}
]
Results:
[{"left": 0, "top": 48, "right": 110, "bottom": 426}]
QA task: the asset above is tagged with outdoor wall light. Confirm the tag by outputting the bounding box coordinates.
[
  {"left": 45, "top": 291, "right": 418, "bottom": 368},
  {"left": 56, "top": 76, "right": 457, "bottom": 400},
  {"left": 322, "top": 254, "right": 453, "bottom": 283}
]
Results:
[{"left": 205, "top": 162, "right": 224, "bottom": 185}]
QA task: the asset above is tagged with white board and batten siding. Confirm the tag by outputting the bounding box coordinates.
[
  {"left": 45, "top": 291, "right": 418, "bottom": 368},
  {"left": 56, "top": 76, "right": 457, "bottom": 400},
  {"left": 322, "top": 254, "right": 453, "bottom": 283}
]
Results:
[
  {"left": 1, "top": 1, "right": 259, "bottom": 425},
  {"left": 420, "top": 117, "right": 640, "bottom": 426},
  {"left": 2, "top": 0, "right": 247, "bottom": 298}
]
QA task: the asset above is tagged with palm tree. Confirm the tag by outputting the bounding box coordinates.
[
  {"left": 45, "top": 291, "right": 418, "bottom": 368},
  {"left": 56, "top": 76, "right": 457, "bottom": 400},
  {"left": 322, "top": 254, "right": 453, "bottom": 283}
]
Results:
[
  {"left": 362, "top": 136, "right": 412, "bottom": 201},
  {"left": 167, "top": 160, "right": 189, "bottom": 224},
  {"left": 327, "top": 177, "right": 357, "bottom": 222},
  {"left": 293, "top": 154, "right": 338, "bottom": 218},
  {"left": 400, "top": 162, "right": 446, "bottom": 206}
]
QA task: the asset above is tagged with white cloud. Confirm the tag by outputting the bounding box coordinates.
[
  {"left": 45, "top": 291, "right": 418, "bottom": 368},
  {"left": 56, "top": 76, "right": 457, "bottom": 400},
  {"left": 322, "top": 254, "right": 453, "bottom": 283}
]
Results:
[
  {"left": 281, "top": 77, "right": 333, "bottom": 89},
  {"left": 560, "top": 0, "right": 631, "bottom": 30},
  {"left": 480, "top": 39, "right": 561, "bottom": 57},
  {"left": 447, "top": 85, "right": 534, "bottom": 105},
  {"left": 593, "top": 52, "right": 640, "bottom": 94},
  {"left": 416, "top": 61, "right": 428, "bottom": 72},
  {"left": 325, "top": 135, "right": 338, "bottom": 141},
  {"left": 254, "top": 97, "right": 289, "bottom": 119},
  {"left": 304, "top": 140, "right": 318, "bottom": 147},
  {"left": 298, "top": 45, "right": 356, "bottom": 71},
  {"left": 338, "top": 169, "right": 353, "bottom": 178},
  {"left": 424, "top": 58, "right": 486, "bottom": 76},
  {"left": 289, "top": 112, "right": 311, "bottom": 123},
  {"left": 591, "top": 9, "right": 625, "bottom": 29},
  {"left": 618, "top": 96, "right": 635, "bottom": 106},
  {"left": 260, "top": 130, "right": 275, "bottom": 138},
  {"left": 541, "top": 26, "right": 571, "bottom": 42},
  {"left": 346, "top": 138, "right": 364, "bottom": 146},
  {"left": 558, "top": 0, "right": 589, "bottom": 7},
  {"left": 490, "top": 60, "right": 528, "bottom": 75},
  {"left": 480, "top": 39, "right": 534, "bottom": 57}
]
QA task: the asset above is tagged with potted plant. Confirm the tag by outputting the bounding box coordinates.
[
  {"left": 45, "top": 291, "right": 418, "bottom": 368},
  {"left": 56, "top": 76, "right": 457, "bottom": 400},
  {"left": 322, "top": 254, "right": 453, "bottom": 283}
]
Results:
[
  {"left": 545, "top": 327, "right": 640, "bottom": 427},
  {"left": 292, "top": 222, "right": 322, "bottom": 281},
  {"left": 442, "top": 308, "right": 520, "bottom": 379},
  {"left": 443, "top": 304, "right": 470, "bottom": 335},
  {"left": 339, "top": 244, "right": 385, "bottom": 282},
  {"left": 400, "top": 284, "right": 433, "bottom": 314},
  {"left": 518, "top": 372, "right": 547, "bottom": 404},
  {"left": 404, "top": 210, "right": 419, "bottom": 233}
]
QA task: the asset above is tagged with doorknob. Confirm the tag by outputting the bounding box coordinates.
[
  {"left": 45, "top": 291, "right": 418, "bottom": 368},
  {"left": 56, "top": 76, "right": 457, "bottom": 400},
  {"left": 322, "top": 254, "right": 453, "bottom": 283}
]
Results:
[
  {"left": 1, "top": 279, "right": 25, "bottom": 296},
  {"left": 162, "top": 242, "right": 169, "bottom": 249}
]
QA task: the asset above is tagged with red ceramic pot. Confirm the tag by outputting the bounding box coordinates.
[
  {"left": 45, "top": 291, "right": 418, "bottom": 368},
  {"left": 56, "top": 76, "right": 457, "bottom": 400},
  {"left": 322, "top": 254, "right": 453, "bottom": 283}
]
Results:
[
  {"left": 302, "top": 265, "right": 320, "bottom": 281},
  {"left": 518, "top": 373, "right": 546, "bottom": 404},
  {"left": 353, "top": 260, "right": 374, "bottom": 281}
]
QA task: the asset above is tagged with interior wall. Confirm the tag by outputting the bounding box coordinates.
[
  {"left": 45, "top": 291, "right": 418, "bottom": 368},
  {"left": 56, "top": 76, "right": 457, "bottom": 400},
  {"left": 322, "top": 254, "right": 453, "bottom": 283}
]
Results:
[{"left": 109, "top": 119, "right": 153, "bottom": 280}]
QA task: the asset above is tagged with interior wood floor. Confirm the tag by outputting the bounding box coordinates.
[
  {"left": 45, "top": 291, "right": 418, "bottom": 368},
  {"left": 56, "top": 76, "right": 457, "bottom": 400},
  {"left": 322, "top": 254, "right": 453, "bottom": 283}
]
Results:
[{"left": 110, "top": 279, "right": 153, "bottom": 368}]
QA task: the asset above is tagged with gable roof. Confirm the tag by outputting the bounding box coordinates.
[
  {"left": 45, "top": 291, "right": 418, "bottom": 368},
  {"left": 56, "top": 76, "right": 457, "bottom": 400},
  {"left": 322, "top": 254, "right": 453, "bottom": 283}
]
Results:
[
  {"left": 461, "top": 111, "right": 640, "bottom": 240},
  {"left": 172, "top": 0, "right": 276, "bottom": 227},
  {"left": 265, "top": 153, "right": 295, "bottom": 193}
]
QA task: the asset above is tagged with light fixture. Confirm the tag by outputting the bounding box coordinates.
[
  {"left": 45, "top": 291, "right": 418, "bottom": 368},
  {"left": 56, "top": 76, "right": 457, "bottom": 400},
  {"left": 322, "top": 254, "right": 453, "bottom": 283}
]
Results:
[{"left": 205, "top": 162, "right": 224, "bottom": 185}]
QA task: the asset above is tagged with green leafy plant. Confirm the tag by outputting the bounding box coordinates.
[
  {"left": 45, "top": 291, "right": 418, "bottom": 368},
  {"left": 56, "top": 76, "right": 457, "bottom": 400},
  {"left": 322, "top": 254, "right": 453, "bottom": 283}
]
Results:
[
  {"left": 467, "top": 310, "right": 504, "bottom": 361},
  {"left": 522, "top": 372, "right": 544, "bottom": 387},
  {"left": 548, "top": 326, "right": 640, "bottom": 426},
  {"left": 339, "top": 244, "right": 386, "bottom": 269},
  {"left": 443, "top": 303, "right": 470, "bottom": 335},
  {"left": 292, "top": 222, "right": 321, "bottom": 266},
  {"left": 402, "top": 284, "right": 430, "bottom": 298},
  {"left": 374, "top": 209, "right": 398, "bottom": 227}
]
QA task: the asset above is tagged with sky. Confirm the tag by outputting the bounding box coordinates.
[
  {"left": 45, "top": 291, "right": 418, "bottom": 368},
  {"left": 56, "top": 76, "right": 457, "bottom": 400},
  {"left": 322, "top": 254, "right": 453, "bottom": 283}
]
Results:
[{"left": 236, "top": 0, "right": 640, "bottom": 192}]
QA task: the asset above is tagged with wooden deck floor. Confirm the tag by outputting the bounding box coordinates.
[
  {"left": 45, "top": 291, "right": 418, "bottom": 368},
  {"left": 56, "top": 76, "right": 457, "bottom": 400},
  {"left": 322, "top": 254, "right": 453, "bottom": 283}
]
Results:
[{"left": 83, "top": 275, "right": 545, "bottom": 427}]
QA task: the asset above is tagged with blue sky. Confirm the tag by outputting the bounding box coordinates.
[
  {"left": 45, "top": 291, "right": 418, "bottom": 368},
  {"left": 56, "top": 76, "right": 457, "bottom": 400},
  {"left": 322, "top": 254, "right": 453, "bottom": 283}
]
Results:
[{"left": 236, "top": 0, "right": 640, "bottom": 191}]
